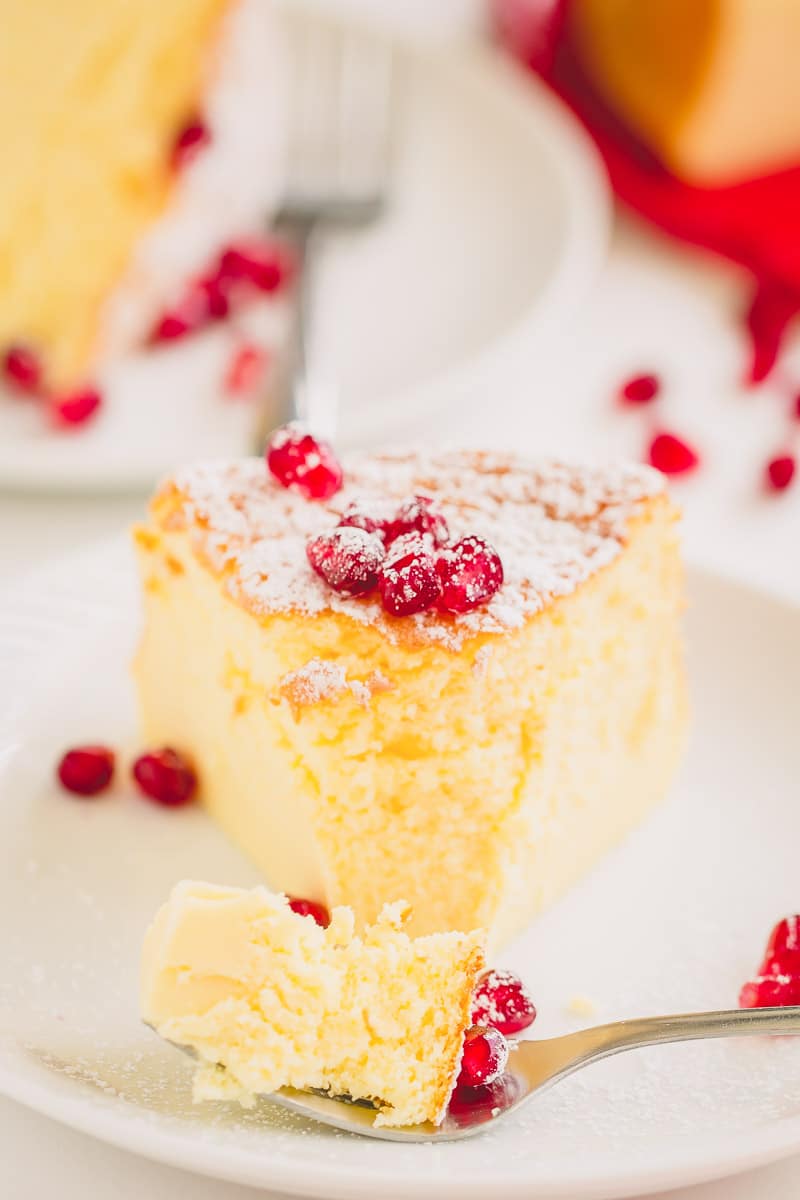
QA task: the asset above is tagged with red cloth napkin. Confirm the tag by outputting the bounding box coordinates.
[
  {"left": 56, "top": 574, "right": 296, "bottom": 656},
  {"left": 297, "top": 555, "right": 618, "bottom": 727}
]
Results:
[{"left": 493, "top": 0, "right": 800, "bottom": 384}]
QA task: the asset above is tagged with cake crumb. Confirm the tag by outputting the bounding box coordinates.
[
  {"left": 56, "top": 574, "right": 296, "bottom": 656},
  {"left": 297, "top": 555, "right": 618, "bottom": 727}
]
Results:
[
  {"left": 472, "top": 645, "right": 493, "bottom": 677},
  {"left": 566, "top": 994, "right": 596, "bottom": 1018},
  {"left": 278, "top": 658, "right": 388, "bottom": 717}
]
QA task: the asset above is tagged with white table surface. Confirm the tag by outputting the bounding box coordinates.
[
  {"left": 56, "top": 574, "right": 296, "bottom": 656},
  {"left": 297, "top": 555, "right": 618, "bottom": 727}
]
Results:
[{"left": 3, "top": 213, "right": 800, "bottom": 1198}]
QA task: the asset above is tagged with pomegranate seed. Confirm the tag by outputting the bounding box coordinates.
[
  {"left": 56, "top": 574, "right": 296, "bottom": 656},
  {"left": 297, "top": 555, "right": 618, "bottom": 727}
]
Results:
[
  {"left": 307, "top": 526, "right": 385, "bottom": 596},
  {"left": 619, "top": 372, "right": 660, "bottom": 406},
  {"left": 224, "top": 343, "right": 268, "bottom": 395},
  {"left": 456, "top": 1026, "right": 509, "bottom": 1088},
  {"left": 739, "top": 975, "right": 800, "bottom": 1008},
  {"left": 288, "top": 897, "right": 331, "bottom": 928},
  {"left": 378, "top": 533, "right": 442, "bottom": 617},
  {"left": 52, "top": 387, "right": 102, "bottom": 427},
  {"left": 447, "top": 1075, "right": 520, "bottom": 1125},
  {"left": 172, "top": 118, "right": 210, "bottom": 170},
  {"left": 385, "top": 495, "right": 450, "bottom": 547},
  {"left": 151, "top": 282, "right": 214, "bottom": 342},
  {"left": 647, "top": 431, "right": 700, "bottom": 476},
  {"left": 760, "top": 916, "right": 800, "bottom": 977},
  {"left": 436, "top": 535, "right": 504, "bottom": 614},
  {"left": 337, "top": 499, "right": 395, "bottom": 541},
  {"left": 200, "top": 275, "right": 230, "bottom": 320},
  {"left": 471, "top": 969, "right": 537, "bottom": 1036},
  {"left": 3, "top": 343, "right": 42, "bottom": 394},
  {"left": 132, "top": 747, "right": 197, "bottom": 807},
  {"left": 57, "top": 745, "right": 115, "bottom": 796},
  {"left": 218, "top": 240, "right": 291, "bottom": 294},
  {"left": 766, "top": 454, "right": 796, "bottom": 492},
  {"left": 266, "top": 424, "right": 343, "bottom": 500}
]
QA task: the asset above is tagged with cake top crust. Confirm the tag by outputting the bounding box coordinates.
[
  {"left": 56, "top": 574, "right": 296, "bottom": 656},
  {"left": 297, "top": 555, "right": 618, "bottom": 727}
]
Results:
[{"left": 154, "top": 449, "right": 667, "bottom": 649}]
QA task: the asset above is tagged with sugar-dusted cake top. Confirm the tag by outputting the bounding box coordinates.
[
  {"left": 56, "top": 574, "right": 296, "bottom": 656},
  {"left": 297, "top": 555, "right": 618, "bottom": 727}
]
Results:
[{"left": 154, "top": 448, "right": 667, "bottom": 649}]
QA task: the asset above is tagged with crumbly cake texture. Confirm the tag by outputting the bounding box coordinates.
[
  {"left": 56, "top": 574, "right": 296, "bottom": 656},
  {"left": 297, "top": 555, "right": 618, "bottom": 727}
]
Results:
[
  {"left": 141, "top": 882, "right": 485, "bottom": 1127},
  {"left": 134, "top": 449, "right": 688, "bottom": 946}
]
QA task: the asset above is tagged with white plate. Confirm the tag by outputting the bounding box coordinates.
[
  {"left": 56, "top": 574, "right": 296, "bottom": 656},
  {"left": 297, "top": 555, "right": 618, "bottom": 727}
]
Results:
[
  {"left": 0, "top": 33, "right": 609, "bottom": 493},
  {"left": 4, "top": 540, "right": 800, "bottom": 1200}
]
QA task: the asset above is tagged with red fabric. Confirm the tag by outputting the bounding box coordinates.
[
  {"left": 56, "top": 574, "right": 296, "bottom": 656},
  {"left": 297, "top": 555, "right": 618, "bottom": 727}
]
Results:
[{"left": 492, "top": 0, "right": 800, "bottom": 383}]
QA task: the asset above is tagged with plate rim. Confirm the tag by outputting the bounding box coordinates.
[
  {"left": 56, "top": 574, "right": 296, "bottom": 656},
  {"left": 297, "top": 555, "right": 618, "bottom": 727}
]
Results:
[{"left": 2, "top": 540, "right": 799, "bottom": 1199}]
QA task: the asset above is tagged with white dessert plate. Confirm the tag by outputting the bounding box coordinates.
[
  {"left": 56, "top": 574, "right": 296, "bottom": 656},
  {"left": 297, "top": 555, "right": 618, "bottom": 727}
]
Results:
[
  {"left": 0, "top": 27, "right": 609, "bottom": 493},
  {"left": 3, "top": 539, "right": 800, "bottom": 1200}
]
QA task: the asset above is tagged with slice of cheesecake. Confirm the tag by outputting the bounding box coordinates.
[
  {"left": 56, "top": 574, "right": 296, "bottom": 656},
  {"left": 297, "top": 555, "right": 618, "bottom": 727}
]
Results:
[
  {"left": 1, "top": 0, "right": 283, "bottom": 394},
  {"left": 142, "top": 882, "right": 485, "bottom": 1127},
  {"left": 133, "top": 449, "right": 687, "bottom": 949}
]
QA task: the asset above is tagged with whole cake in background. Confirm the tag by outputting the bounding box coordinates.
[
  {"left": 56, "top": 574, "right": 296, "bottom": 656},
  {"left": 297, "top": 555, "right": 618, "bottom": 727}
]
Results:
[
  {"left": 133, "top": 435, "right": 688, "bottom": 950},
  {"left": 0, "top": 0, "right": 283, "bottom": 405}
]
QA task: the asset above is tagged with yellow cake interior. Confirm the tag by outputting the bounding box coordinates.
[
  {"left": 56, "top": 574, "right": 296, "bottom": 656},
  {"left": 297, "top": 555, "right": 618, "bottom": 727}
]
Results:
[
  {"left": 133, "top": 452, "right": 688, "bottom": 951},
  {"left": 142, "top": 882, "right": 484, "bottom": 1127},
  {"left": 0, "top": 0, "right": 230, "bottom": 389}
]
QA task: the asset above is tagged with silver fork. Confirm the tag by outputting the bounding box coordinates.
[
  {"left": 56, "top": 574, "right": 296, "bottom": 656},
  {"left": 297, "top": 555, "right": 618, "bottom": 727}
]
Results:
[
  {"left": 157, "top": 1004, "right": 800, "bottom": 1141},
  {"left": 250, "top": 11, "right": 395, "bottom": 452}
]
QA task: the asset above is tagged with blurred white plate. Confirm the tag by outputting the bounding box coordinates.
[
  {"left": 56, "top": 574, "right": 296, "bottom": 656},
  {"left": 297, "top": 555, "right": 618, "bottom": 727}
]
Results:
[
  {"left": 2, "top": 539, "right": 800, "bottom": 1199},
  {"left": 0, "top": 34, "right": 609, "bottom": 492}
]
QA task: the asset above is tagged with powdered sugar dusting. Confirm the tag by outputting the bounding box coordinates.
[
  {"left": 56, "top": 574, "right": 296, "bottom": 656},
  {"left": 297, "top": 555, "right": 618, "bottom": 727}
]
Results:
[
  {"left": 278, "top": 658, "right": 374, "bottom": 713},
  {"left": 157, "top": 449, "right": 666, "bottom": 650}
]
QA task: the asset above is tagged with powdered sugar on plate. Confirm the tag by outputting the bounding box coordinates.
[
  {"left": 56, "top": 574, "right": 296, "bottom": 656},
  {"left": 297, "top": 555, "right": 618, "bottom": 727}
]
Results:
[{"left": 155, "top": 449, "right": 666, "bottom": 650}]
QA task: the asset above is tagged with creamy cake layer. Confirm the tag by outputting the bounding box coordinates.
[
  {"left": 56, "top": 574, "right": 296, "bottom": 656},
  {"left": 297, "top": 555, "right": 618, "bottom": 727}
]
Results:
[{"left": 142, "top": 882, "right": 484, "bottom": 1127}]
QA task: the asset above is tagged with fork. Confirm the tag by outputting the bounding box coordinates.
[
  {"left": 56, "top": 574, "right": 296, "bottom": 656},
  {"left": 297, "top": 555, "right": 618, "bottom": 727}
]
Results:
[
  {"left": 250, "top": 11, "right": 395, "bottom": 452},
  {"left": 157, "top": 1004, "right": 800, "bottom": 1142}
]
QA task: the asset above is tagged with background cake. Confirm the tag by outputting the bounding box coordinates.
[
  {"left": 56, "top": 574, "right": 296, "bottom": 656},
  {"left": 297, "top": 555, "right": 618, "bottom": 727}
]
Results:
[
  {"left": 0, "top": 0, "right": 283, "bottom": 398},
  {"left": 134, "top": 447, "right": 688, "bottom": 949}
]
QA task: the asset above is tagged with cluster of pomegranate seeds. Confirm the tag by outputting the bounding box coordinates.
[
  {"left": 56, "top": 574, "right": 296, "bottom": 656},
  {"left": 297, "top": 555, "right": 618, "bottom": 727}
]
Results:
[
  {"left": 3, "top": 343, "right": 42, "bottom": 394},
  {"left": 456, "top": 1025, "right": 509, "bottom": 1088},
  {"left": 378, "top": 533, "right": 442, "bottom": 616},
  {"left": 470, "top": 969, "right": 537, "bottom": 1036},
  {"left": 151, "top": 239, "right": 292, "bottom": 346},
  {"left": 765, "top": 454, "right": 796, "bottom": 492},
  {"left": 436, "top": 536, "right": 505, "bottom": 615},
  {"left": 266, "top": 425, "right": 343, "bottom": 500},
  {"left": 57, "top": 746, "right": 115, "bottom": 796},
  {"left": 131, "top": 747, "right": 197, "bottom": 808},
  {"left": 619, "top": 372, "right": 660, "bottom": 406},
  {"left": 287, "top": 897, "right": 331, "bottom": 928},
  {"left": 739, "top": 916, "right": 800, "bottom": 1008},
  {"left": 224, "top": 342, "right": 268, "bottom": 396},
  {"left": 307, "top": 526, "right": 385, "bottom": 596},
  {"left": 647, "top": 431, "right": 700, "bottom": 476},
  {"left": 265, "top": 425, "right": 505, "bottom": 617},
  {"left": 51, "top": 387, "right": 103, "bottom": 428},
  {"left": 171, "top": 117, "right": 211, "bottom": 171}
]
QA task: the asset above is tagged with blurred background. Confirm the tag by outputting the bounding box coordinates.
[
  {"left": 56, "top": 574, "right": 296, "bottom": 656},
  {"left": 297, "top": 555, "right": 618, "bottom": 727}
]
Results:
[{"left": 3, "top": 0, "right": 800, "bottom": 596}]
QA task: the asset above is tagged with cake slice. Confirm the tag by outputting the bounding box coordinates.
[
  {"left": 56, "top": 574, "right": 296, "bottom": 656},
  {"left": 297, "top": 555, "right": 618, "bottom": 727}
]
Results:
[
  {"left": 142, "top": 882, "right": 485, "bottom": 1127},
  {"left": 0, "top": 0, "right": 281, "bottom": 392},
  {"left": 133, "top": 448, "right": 687, "bottom": 948}
]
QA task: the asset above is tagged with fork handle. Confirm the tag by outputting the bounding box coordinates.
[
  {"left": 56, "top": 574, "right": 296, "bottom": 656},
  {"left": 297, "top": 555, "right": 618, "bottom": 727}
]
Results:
[
  {"left": 514, "top": 1006, "right": 800, "bottom": 1094},
  {"left": 573, "top": 1005, "right": 800, "bottom": 1057},
  {"left": 250, "top": 219, "right": 316, "bottom": 454}
]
